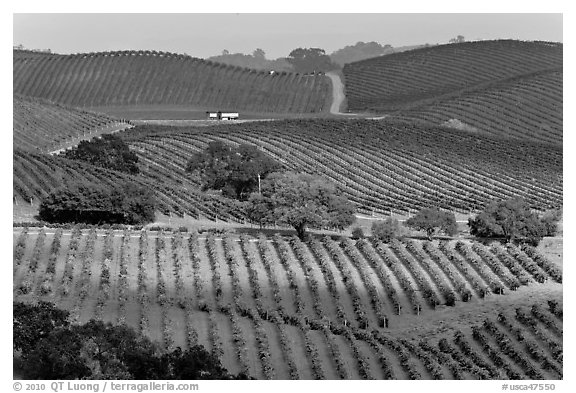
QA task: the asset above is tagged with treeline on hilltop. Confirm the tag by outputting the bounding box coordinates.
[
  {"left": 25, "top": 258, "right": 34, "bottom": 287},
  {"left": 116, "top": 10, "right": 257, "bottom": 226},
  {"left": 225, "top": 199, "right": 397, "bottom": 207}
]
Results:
[
  {"left": 207, "top": 48, "right": 295, "bottom": 72},
  {"left": 207, "top": 42, "right": 420, "bottom": 71}
]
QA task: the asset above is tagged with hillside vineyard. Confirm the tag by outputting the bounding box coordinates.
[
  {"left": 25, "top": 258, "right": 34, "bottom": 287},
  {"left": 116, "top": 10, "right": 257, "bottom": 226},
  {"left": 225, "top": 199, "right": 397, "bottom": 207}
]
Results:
[
  {"left": 343, "top": 40, "right": 562, "bottom": 144},
  {"left": 13, "top": 120, "right": 562, "bottom": 219},
  {"left": 13, "top": 50, "right": 329, "bottom": 113},
  {"left": 13, "top": 94, "right": 133, "bottom": 152},
  {"left": 388, "top": 71, "right": 562, "bottom": 145},
  {"left": 123, "top": 120, "right": 560, "bottom": 215},
  {"left": 344, "top": 40, "right": 561, "bottom": 110},
  {"left": 13, "top": 228, "right": 563, "bottom": 379},
  {"left": 12, "top": 37, "right": 563, "bottom": 381},
  {"left": 13, "top": 148, "right": 245, "bottom": 222}
]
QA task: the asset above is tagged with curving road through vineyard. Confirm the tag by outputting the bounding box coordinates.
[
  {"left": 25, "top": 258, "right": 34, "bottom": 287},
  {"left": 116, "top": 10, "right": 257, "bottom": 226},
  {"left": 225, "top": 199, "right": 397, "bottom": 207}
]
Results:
[{"left": 326, "top": 72, "right": 354, "bottom": 115}]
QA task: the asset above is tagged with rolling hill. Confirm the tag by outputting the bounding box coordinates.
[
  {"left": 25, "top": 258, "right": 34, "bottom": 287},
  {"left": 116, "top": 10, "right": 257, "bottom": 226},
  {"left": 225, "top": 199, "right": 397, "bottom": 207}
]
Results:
[
  {"left": 342, "top": 40, "right": 562, "bottom": 144},
  {"left": 13, "top": 147, "right": 245, "bottom": 222},
  {"left": 13, "top": 119, "right": 562, "bottom": 220},
  {"left": 12, "top": 39, "right": 563, "bottom": 381},
  {"left": 13, "top": 94, "right": 132, "bottom": 152},
  {"left": 121, "top": 120, "right": 562, "bottom": 215},
  {"left": 387, "top": 70, "right": 562, "bottom": 145},
  {"left": 13, "top": 50, "right": 330, "bottom": 115}
]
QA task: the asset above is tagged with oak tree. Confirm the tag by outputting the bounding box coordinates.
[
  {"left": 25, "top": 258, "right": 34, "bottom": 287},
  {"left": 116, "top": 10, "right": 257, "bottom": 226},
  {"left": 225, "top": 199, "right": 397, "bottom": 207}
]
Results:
[
  {"left": 186, "top": 141, "right": 280, "bottom": 200},
  {"left": 15, "top": 304, "right": 249, "bottom": 380},
  {"left": 38, "top": 181, "right": 155, "bottom": 225},
  {"left": 247, "top": 172, "right": 355, "bottom": 239},
  {"left": 468, "top": 198, "right": 547, "bottom": 245},
  {"left": 63, "top": 133, "right": 139, "bottom": 175},
  {"left": 286, "top": 47, "right": 337, "bottom": 73},
  {"left": 406, "top": 207, "right": 457, "bottom": 240},
  {"left": 372, "top": 217, "right": 403, "bottom": 243}
]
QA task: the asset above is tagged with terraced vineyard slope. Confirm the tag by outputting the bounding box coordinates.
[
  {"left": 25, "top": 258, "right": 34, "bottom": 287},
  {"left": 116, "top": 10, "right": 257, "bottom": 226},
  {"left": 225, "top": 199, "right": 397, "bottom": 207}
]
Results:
[
  {"left": 343, "top": 40, "right": 562, "bottom": 144},
  {"left": 13, "top": 94, "right": 132, "bottom": 152},
  {"left": 13, "top": 50, "right": 330, "bottom": 114},
  {"left": 13, "top": 227, "right": 563, "bottom": 379}
]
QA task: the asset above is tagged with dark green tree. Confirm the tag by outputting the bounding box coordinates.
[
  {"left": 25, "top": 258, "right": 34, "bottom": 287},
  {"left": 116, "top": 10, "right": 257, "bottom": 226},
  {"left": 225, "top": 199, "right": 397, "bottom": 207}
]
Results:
[
  {"left": 468, "top": 198, "right": 547, "bottom": 245},
  {"left": 286, "top": 47, "right": 338, "bottom": 73},
  {"left": 63, "top": 133, "right": 139, "bottom": 174},
  {"left": 119, "top": 182, "right": 157, "bottom": 224},
  {"left": 207, "top": 50, "right": 294, "bottom": 72},
  {"left": 351, "top": 227, "right": 365, "bottom": 239},
  {"left": 246, "top": 172, "right": 355, "bottom": 239},
  {"left": 252, "top": 48, "right": 266, "bottom": 59},
  {"left": 16, "top": 310, "right": 249, "bottom": 380},
  {"left": 13, "top": 301, "right": 70, "bottom": 355},
  {"left": 540, "top": 208, "right": 562, "bottom": 236},
  {"left": 21, "top": 320, "right": 162, "bottom": 380},
  {"left": 23, "top": 327, "right": 93, "bottom": 379},
  {"left": 372, "top": 217, "right": 402, "bottom": 243},
  {"left": 449, "top": 35, "right": 466, "bottom": 44},
  {"left": 38, "top": 181, "right": 155, "bottom": 225},
  {"left": 330, "top": 41, "right": 393, "bottom": 67},
  {"left": 186, "top": 141, "right": 281, "bottom": 200},
  {"left": 406, "top": 208, "right": 457, "bottom": 240},
  {"left": 159, "top": 347, "right": 251, "bottom": 380},
  {"left": 245, "top": 193, "right": 273, "bottom": 229}
]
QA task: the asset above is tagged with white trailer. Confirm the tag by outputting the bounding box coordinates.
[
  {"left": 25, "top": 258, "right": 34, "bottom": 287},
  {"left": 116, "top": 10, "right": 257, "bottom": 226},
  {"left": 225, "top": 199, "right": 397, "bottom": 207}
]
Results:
[
  {"left": 206, "top": 111, "right": 239, "bottom": 120},
  {"left": 220, "top": 112, "right": 239, "bottom": 120}
]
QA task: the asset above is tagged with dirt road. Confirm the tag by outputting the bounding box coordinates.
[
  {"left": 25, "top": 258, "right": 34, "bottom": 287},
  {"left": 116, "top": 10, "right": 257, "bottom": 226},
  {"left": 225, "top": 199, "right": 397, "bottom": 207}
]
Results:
[
  {"left": 326, "top": 72, "right": 387, "bottom": 120},
  {"left": 326, "top": 72, "right": 353, "bottom": 115}
]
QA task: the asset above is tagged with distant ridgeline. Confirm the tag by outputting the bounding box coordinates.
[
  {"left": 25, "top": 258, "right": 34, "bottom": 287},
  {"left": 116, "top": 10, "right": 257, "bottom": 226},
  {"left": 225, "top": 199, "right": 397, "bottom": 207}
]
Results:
[
  {"left": 13, "top": 94, "right": 131, "bottom": 152},
  {"left": 343, "top": 40, "right": 562, "bottom": 145},
  {"left": 13, "top": 50, "right": 330, "bottom": 114}
]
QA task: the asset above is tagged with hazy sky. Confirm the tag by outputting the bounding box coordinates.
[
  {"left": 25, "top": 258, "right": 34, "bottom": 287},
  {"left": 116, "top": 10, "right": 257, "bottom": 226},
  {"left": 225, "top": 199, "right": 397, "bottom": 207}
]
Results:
[{"left": 13, "top": 13, "right": 562, "bottom": 59}]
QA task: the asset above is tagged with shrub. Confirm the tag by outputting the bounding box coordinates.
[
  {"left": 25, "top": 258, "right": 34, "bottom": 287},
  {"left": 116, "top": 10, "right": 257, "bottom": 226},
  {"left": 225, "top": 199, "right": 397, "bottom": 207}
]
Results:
[
  {"left": 62, "top": 133, "right": 139, "bottom": 174},
  {"left": 541, "top": 208, "right": 562, "bottom": 236},
  {"left": 246, "top": 172, "right": 355, "bottom": 239},
  {"left": 406, "top": 208, "right": 457, "bottom": 240},
  {"left": 13, "top": 301, "right": 70, "bottom": 354},
  {"left": 38, "top": 181, "right": 155, "bottom": 225},
  {"left": 351, "top": 227, "right": 365, "bottom": 239},
  {"left": 186, "top": 141, "right": 281, "bottom": 200},
  {"left": 371, "top": 218, "right": 402, "bottom": 242},
  {"left": 468, "top": 198, "right": 547, "bottom": 245}
]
